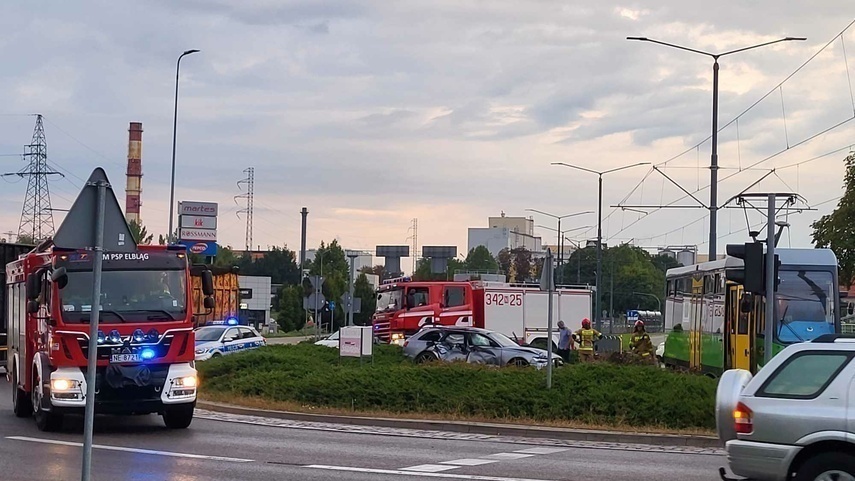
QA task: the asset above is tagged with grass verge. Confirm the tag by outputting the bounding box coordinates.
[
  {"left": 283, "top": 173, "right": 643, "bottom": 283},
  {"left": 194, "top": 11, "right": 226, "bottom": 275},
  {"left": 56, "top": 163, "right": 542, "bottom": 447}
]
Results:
[{"left": 198, "top": 343, "right": 717, "bottom": 432}]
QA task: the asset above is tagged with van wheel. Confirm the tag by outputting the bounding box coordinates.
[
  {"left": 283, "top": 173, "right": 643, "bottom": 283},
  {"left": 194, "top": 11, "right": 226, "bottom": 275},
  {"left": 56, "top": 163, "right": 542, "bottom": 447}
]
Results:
[
  {"left": 794, "top": 452, "right": 855, "bottom": 481},
  {"left": 32, "top": 371, "right": 63, "bottom": 432},
  {"left": 163, "top": 404, "right": 194, "bottom": 429},
  {"left": 11, "top": 365, "right": 32, "bottom": 418}
]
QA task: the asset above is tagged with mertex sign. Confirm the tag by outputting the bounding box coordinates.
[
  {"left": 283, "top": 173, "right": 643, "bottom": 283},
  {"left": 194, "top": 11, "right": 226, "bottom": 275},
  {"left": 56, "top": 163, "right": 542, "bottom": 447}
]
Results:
[{"left": 178, "top": 201, "right": 218, "bottom": 256}]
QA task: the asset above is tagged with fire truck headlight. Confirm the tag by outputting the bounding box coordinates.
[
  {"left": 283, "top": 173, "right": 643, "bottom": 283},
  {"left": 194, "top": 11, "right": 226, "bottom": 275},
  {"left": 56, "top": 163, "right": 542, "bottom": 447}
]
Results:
[
  {"left": 132, "top": 329, "right": 146, "bottom": 343},
  {"left": 97, "top": 330, "right": 106, "bottom": 344},
  {"left": 51, "top": 379, "right": 80, "bottom": 391},
  {"left": 108, "top": 330, "right": 122, "bottom": 344},
  {"left": 174, "top": 376, "right": 197, "bottom": 388},
  {"left": 146, "top": 328, "right": 160, "bottom": 342}
]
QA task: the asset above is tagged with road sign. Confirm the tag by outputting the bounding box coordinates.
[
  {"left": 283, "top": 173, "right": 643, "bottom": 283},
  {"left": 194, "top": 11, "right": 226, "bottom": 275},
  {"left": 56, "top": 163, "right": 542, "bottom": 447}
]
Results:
[
  {"left": 539, "top": 248, "right": 554, "bottom": 292},
  {"left": 341, "top": 293, "right": 362, "bottom": 314},
  {"left": 53, "top": 168, "right": 137, "bottom": 252},
  {"left": 329, "top": 301, "right": 336, "bottom": 311},
  {"left": 308, "top": 275, "right": 324, "bottom": 291},
  {"left": 305, "top": 292, "right": 326, "bottom": 311}
]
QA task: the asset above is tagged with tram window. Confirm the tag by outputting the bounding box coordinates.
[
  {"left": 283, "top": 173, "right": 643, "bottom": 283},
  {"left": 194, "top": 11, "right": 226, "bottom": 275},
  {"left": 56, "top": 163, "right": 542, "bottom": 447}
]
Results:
[
  {"left": 704, "top": 275, "right": 713, "bottom": 295},
  {"left": 714, "top": 274, "right": 723, "bottom": 294},
  {"left": 737, "top": 313, "right": 749, "bottom": 335}
]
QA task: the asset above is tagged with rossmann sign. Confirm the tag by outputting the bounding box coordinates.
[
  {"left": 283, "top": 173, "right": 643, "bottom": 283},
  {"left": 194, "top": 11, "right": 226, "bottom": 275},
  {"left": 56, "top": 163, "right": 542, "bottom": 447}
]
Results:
[{"left": 179, "top": 201, "right": 218, "bottom": 217}]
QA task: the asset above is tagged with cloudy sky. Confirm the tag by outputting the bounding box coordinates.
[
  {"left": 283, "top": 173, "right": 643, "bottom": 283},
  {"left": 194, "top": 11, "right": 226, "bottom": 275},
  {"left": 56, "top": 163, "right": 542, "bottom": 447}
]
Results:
[{"left": 0, "top": 1, "right": 853, "bottom": 268}]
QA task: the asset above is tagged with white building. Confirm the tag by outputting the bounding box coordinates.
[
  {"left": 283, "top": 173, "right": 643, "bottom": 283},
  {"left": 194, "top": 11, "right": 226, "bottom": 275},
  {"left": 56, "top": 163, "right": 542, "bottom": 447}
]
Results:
[
  {"left": 468, "top": 213, "right": 543, "bottom": 258},
  {"left": 238, "top": 275, "right": 272, "bottom": 328}
]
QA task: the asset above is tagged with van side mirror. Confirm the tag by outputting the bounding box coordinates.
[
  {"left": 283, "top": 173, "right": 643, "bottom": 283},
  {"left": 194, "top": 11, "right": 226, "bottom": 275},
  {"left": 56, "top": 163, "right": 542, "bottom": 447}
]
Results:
[
  {"left": 201, "top": 270, "right": 214, "bottom": 296},
  {"left": 204, "top": 296, "right": 215, "bottom": 310},
  {"left": 740, "top": 293, "right": 753, "bottom": 314},
  {"left": 51, "top": 266, "right": 68, "bottom": 289},
  {"left": 26, "top": 273, "right": 41, "bottom": 301}
]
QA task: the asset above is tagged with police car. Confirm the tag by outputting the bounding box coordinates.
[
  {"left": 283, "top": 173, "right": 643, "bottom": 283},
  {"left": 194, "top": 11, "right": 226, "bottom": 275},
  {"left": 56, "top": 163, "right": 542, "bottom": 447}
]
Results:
[{"left": 194, "top": 321, "right": 266, "bottom": 361}]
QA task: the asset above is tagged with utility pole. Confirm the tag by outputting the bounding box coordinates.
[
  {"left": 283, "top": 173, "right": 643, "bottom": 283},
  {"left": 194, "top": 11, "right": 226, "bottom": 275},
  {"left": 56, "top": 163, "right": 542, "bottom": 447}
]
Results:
[
  {"left": 300, "top": 207, "right": 308, "bottom": 269},
  {"left": 236, "top": 167, "right": 254, "bottom": 252},
  {"left": 764, "top": 194, "right": 775, "bottom": 365},
  {"left": 347, "top": 252, "right": 357, "bottom": 327}
]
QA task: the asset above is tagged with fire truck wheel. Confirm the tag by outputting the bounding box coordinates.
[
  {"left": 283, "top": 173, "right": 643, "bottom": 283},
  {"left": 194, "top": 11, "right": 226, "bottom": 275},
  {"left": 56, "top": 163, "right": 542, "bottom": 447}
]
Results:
[
  {"left": 163, "top": 404, "right": 194, "bottom": 429},
  {"left": 11, "top": 365, "right": 32, "bottom": 418},
  {"left": 32, "top": 372, "right": 63, "bottom": 432}
]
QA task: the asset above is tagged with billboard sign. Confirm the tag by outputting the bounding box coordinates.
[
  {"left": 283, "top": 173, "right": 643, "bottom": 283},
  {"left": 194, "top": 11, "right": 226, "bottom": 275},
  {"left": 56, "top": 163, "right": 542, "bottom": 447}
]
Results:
[
  {"left": 179, "top": 228, "right": 217, "bottom": 241},
  {"left": 177, "top": 240, "right": 217, "bottom": 256},
  {"left": 180, "top": 215, "right": 217, "bottom": 229},
  {"left": 179, "top": 201, "right": 218, "bottom": 217}
]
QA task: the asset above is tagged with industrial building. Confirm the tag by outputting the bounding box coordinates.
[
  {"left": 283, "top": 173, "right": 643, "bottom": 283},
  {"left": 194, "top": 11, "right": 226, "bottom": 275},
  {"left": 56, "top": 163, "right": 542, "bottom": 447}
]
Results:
[{"left": 467, "top": 213, "right": 543, "bottom": 257}]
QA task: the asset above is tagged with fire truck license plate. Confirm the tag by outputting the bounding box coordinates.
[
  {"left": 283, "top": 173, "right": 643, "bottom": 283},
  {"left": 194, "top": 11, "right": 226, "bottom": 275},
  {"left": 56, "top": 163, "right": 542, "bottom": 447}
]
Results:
[{"left": 110, "top": 353, "right": 141, "bottom": 363}]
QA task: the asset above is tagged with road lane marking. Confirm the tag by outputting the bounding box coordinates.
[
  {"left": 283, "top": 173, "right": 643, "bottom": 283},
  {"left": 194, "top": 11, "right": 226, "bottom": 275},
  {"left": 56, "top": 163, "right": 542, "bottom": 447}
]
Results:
[
  {"left": 513, "top": 448, "right": 569, "bottom": 455},
  {"left": 305, "top": 464, "right": 555, "bottom": 481},
  {"left": 402, "top": 464, "right": 462, "bottom": 472},
  {"left": 6, "top": 436, "right": 254, "bottom": 463},
  {"left": 482, "top": 453, "right": 535, "bottom": 460},
  {"left": 440, "top": 459, "right": 499, "bottom": 466}
]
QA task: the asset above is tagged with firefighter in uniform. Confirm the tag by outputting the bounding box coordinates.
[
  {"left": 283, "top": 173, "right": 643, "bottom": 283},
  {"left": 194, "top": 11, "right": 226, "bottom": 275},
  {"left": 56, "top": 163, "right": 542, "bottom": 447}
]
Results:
[
  {"left": 629, "top": 320, "right": 654, "bottom": 363},
  {"left": 573, "top": 318, "right": 602, "bottom": 363}
]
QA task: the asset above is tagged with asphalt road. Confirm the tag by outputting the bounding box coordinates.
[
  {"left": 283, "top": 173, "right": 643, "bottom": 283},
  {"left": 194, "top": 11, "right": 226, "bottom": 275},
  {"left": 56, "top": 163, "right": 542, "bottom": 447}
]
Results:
[{"left": 0, "top": 379, "right": 727, "bottom": 481}]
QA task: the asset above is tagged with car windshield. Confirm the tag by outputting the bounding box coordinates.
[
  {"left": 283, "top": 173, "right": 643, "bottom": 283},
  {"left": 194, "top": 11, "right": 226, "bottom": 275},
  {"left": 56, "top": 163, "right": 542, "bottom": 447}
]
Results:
[
  {"left": 195, "top": 327, "right": 225, "bottom": 341},
  {"left": 376, "top": 289, "right": 403, "bottom": 312},
  {"left": 60, "top": 269, "right": 187, "bottom": 323},
  {"left": 328, "top": 331, "right": 339, "bottom": 340},
  {"left": 776, "top": 270, "right": 836, "bottom": 343},
  {"left": 489, "top": 332, "right": 520, "bottom": 348}
]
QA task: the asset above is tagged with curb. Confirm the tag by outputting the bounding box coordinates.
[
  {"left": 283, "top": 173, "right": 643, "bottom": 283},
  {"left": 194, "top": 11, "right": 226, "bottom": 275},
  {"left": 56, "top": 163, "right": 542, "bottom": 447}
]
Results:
[{"left": 196, "top": 400, "right": 721, "bottom": 449}]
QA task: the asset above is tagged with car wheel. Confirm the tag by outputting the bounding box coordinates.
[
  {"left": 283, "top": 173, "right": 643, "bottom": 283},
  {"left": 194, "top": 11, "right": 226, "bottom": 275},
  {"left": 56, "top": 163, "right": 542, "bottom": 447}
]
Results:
[
  {"left": 415, "top": 352, "right": 436, "bottom": 364},
  {"left": 795, "top": 453, "right": 855, "bottom": 481},
  {"left": 163, "top": 404, "right": 194, "bottom": 429},
  {"left": 211, "top": 352, "right": 222, "bottom": 358},
  {"left": 509, "top": 358, "right": 529, "bottom": 367},
  {"left": 715, "top": 369, "right": 753, "bottom": 443},
  {"left": 11, "top": 364, "right": 32, "bottom": 418}
]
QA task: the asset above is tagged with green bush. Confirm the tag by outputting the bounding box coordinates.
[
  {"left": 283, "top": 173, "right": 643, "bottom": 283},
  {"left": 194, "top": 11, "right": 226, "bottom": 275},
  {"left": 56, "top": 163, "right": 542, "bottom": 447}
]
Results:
[{"left": 198, "top": 343, "right": 716, "bottom": 430}]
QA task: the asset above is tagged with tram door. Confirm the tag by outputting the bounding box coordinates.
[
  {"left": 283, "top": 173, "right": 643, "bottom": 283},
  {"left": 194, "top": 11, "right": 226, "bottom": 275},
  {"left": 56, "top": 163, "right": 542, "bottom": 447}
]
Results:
[
  {"left": 727, "top": 285, "right": 753, "bottom": 371},
  {"left": 689, "top": 275, "right": 704, "bottom": 370}
]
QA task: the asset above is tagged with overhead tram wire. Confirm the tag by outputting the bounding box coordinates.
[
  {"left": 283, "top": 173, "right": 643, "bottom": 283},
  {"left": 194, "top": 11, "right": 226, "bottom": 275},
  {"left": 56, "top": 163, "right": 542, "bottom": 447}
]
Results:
[{"left": 589, "top": 20, "right": 855, "bottom": 243}]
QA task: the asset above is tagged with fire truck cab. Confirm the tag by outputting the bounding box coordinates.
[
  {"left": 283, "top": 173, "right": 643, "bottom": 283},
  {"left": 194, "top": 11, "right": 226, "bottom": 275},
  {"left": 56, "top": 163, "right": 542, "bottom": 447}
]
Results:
[{"left": 6, "top": 242, "right": 215, "bottom": 431}]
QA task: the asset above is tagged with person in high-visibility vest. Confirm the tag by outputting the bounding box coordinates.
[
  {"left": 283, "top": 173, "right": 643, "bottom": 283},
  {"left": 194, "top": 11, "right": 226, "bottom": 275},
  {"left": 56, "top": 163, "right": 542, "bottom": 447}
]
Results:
[
  {"left": 572, "top": 318, "right": 602, "bottom": 363},
  {"left": 629, "top": 320, "right": 654, "bottom": 363}
]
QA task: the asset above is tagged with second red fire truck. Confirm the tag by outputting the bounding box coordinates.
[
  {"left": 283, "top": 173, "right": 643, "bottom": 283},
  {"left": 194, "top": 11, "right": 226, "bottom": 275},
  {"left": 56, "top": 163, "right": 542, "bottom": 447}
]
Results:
[{"left": 372, "top": 277, "right": 593, "bottom": 346}]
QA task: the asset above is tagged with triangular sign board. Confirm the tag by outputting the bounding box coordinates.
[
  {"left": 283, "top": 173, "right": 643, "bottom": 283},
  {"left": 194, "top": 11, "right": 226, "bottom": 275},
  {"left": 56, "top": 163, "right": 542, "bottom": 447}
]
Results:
[
  {"left": 539, "top": 248, "right": 554, "bottom": 292},
  {"left": 53, "top": 167, "right": 137, "bottom": 252}
]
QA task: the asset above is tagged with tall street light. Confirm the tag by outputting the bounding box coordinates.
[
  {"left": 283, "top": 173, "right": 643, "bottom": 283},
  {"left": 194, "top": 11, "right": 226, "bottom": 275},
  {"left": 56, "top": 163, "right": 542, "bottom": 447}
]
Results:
[
  {"left": 627, "top": 36, "right": 805, "bottom": 262},
  {"left": 526, "top": 209, "right": 593, "bottom": 285},
  {"left": 536, "top": 224, "right": 592, "bottom": 284},
  {"left": 551, "top": 162, "right": 649, "bottom": 331},
  {"left": 167, "top": 49, "right": 200, "bottom": 243}
]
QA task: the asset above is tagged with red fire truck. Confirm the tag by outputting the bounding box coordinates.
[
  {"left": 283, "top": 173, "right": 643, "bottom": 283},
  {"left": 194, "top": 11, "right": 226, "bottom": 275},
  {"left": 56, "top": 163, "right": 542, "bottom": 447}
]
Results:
[
  {"left": 5, "top": 240, "right": 215, "bottom": 431},
  {"left": 372, "top": 277, "right": 593, "bottom": 346}
]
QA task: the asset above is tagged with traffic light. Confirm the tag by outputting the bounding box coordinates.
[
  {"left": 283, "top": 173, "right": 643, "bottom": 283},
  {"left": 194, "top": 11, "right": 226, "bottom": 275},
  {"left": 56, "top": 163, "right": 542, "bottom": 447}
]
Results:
[{"left": 725, "top": 242, "right": 780, "bottom": 294}]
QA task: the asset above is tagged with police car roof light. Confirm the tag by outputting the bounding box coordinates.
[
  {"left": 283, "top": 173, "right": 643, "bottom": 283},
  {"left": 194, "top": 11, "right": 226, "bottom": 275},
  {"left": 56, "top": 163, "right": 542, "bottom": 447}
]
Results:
[{"left": 226, "top": 318, "right": 238, "bottom": 325}]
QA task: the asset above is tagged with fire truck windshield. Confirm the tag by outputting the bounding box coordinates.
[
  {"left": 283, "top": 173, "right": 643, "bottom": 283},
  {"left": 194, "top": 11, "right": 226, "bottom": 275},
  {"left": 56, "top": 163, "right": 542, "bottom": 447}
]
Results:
[
  {"left": 59, "top": 269, "right": 187, "bottom": 323},
  {"left": 376, "top": 289, "right": 403, "bottom": 312}
]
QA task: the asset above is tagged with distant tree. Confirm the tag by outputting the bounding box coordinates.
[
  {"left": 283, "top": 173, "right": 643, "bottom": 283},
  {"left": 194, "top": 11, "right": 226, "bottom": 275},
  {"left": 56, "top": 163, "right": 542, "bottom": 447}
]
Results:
[
  {"left": 497, "top": 248, "right": 512, "bottom": 275},
  {"left": 353, "top": 273, "right": 376, "bottom": 326},
  {"left": 309, "top": 241, "right": 350, "bottom": 329},
  {"left": 651, "top": 253, "right": 681, "bottom": 274},
  {"left": 813, "top": 153, "right": 855, "bottom": 287},
  {"left": 213, "top": 245, "right": 240, "bottom": 268},
  {"left": 464, "top": 246, "right": 499, "bottom": 271},
  {"left": 277, "top": 285, "right": 305, "bottom": 332},
  {"left": 360, "top": 264, "right": 387, "bottom": 280},
  {"left": 413, "top": 257, "right": 465, "bottom": 281},
  {"left": 241, "top": 246, "right": 300, "bottom": 284},
  {"left": 511, "top": 247, "right": 533, "bottom": 282},
  {"left": 127, "top": 220, "right": 154, "bottom": 245},
  {"left": 16, "top": 234, "right": 35, "bottom": 245}
]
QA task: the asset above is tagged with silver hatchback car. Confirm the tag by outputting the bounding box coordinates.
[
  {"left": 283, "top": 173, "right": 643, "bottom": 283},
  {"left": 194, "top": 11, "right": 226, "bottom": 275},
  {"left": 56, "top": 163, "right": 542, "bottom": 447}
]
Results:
[{"left": 717, "top": 334, "right": 855, "bottom": 481}]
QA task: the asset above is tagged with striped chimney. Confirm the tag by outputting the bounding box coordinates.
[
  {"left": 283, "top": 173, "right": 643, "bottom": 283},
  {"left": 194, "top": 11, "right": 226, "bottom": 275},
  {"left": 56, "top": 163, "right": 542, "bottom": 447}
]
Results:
[{"left": 125, "top": 122, "right": 143, "bottom": 224}]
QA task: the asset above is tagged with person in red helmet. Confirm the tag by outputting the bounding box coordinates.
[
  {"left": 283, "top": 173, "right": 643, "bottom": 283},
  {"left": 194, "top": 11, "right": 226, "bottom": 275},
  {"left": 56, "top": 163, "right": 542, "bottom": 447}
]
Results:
[
  {"left": 629, "top": 320, "right": 654, "bottom": 363},
  {"left": 573, "top": 318, "right": 602, "bottom": 363}
]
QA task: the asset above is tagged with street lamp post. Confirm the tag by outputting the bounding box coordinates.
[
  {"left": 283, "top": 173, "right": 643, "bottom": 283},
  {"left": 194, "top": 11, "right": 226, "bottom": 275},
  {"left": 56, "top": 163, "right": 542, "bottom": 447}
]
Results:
[
  {"left": 167, "top": 49, "right": 200, "bottom": 244},
  {"left": 626, "top": 36, "right": 805, "bottom": 262},
  {"left": 551, "top": 162, "right": 649, "bottom": 331},
  {"left": 526, "top": 209, "right": 593, "bottom": 285},
  {"left": 536, "top": 224, "right": 592, "bottom": 284}
]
